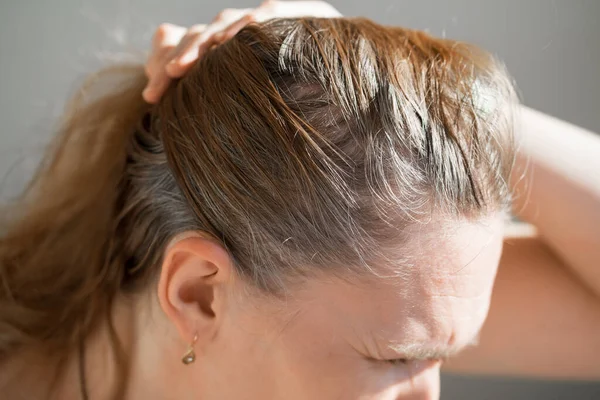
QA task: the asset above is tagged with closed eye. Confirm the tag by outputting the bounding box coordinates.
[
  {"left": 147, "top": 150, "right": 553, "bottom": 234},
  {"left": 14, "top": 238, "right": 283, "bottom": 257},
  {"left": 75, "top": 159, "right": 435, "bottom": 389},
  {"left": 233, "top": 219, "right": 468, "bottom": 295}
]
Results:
[
  {"left": 383, "top": 357, "right": 442, "bottom": 365},
  {"left": 385, "top": 358, "right": 409, "bottom": 365}
]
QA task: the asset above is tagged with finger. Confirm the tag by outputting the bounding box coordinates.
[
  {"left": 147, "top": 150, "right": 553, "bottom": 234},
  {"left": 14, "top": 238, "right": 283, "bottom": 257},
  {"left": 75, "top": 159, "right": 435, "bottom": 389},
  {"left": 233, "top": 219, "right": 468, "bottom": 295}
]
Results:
[
  {"left": 147, "top": 23, "right": 186, "bottom": 73},
  {"left": 151, "top": 23, "right": 187, "bottom": 50},
  {"left": 165, "top": 32, "right": 219, "bottom": 78},
  {"left": 148, "top": 24, "right": 205, "bottom": 78},
  {"left": 144, "top": 24, "right": 207, "bottom": 103},
  {"left": 145, "top": 45, "right": 176, "bottom": 79},
  {"left": 210, "top": 8, "right": 252, "bottom": 24},
  {"left": 163, "top": 26, "right": 210, "bottom": 78},
  {"left": 142, "top": 70, "right": 172, "bottom": 104},
  {"left": 191, "top": 14, "right": 254, "bottom": 68},
  {"left": 145, "top": 23, "right": 188, "bottom": 79},
  {"left": 166, "top": 24, "right": 207, "bottom": 60},
  {"left": 165, "top": 10, "right": 254, "bottom": 78},
  {"left": 219, "top": 13, "right": 255, "bottom": 41},
  {"left": 143, "top": 49, "right": 178, "bottom": 103},
  {"left": 143, "top": 43, "right": 182, "bottom": 102},
  {"left": 164, "top": 28, "right": 221, "bottom": 78}
]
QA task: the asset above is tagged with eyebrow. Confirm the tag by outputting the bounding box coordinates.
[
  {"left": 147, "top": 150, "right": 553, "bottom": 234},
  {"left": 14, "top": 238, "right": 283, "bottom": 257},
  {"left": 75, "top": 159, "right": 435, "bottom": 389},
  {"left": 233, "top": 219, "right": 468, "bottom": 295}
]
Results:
[{"left": 385, "top": 332, "right": 481, "bottom": 361}]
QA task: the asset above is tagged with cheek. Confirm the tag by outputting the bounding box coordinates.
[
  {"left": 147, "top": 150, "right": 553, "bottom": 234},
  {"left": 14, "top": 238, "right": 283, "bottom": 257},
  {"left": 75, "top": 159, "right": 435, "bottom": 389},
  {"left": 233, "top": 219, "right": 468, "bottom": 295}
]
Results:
[
  {"left": 222, "top": 303, "right": 386, "bottom": 398},
  {"left": 265, "top": 310, "right": 377, "bottom": 397},
  {"left": 208, "top": 299, "right": 443, "bottom": 399},
  {"left": 202, "top": 301, "right": 362, "bottom": 398}
]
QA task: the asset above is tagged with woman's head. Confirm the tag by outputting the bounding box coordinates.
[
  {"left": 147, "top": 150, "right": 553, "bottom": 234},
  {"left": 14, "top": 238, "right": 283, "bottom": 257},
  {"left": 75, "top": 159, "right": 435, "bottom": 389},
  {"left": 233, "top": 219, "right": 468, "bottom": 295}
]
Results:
[{"left": 0, "top": 17, "right": 517, "bottom": 399}]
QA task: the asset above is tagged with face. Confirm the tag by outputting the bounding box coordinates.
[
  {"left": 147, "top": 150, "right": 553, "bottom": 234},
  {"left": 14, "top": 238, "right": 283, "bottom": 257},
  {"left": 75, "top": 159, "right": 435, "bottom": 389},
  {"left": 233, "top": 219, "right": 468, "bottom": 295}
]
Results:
[{"left": 182, "top": 215, "right": 505, "bottom": 400}]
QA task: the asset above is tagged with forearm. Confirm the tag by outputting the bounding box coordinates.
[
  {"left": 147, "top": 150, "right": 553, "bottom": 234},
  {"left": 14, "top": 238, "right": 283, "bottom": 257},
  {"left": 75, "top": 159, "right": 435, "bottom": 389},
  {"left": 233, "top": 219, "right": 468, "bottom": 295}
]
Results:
[
  {"left": 511, "top": 105, "right": 600, "bottom": 297},
  {"left": 443, "top": 109, "right": 600, "bottom": 379},
  {"left": 444, "top": 234, "right": 600, "bottom": 379}
]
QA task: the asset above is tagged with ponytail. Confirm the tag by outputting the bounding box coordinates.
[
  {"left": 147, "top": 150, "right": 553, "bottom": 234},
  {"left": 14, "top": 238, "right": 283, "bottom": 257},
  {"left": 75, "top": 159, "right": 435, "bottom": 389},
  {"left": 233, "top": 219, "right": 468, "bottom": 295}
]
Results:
[{"left": 0, "top": 65, "right": 150, "bottom": 358}]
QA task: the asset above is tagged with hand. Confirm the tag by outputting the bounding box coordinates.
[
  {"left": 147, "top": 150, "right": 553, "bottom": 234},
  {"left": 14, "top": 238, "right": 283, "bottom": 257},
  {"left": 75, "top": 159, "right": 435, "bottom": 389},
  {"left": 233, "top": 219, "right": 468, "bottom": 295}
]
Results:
[{"left": 142, "top": 0, "right": 342, "bottom": 103}]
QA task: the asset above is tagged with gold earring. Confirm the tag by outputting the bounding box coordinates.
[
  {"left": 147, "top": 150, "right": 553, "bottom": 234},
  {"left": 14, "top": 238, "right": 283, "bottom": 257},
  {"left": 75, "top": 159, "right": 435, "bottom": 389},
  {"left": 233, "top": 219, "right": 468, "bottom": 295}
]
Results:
[{"left": 182, "top": 333, "right": 198, "bottom": 365}]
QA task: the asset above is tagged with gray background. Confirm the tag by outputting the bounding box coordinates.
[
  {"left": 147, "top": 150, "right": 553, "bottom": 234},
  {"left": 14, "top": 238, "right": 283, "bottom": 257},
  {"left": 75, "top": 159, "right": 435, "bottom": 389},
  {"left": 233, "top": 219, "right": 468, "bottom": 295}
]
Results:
[{"left": 1, "top": 0, "right": 599, "bottom": 398}]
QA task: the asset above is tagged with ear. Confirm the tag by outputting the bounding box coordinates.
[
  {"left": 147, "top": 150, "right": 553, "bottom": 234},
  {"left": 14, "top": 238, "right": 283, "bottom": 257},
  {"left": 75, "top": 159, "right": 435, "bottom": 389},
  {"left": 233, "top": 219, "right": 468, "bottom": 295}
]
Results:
[{"left": 157, "top": 232, "right": 233, "bottom": 349}]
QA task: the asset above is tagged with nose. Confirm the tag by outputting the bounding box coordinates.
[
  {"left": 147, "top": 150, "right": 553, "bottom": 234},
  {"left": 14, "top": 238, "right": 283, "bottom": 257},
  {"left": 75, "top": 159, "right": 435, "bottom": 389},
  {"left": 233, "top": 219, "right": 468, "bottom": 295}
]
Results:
[
  {"left": 393, "top": 362, "right": 441, "bottom": 400},
  {"left": 414, "top": 372, "right": 440, "bottom": 400}
]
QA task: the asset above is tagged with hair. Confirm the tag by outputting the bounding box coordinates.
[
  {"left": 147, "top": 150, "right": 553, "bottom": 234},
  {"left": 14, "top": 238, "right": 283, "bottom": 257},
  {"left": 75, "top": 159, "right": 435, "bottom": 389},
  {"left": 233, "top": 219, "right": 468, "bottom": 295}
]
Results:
[{"left": 0, "top": 16, "right": 517, "bottom": 380}]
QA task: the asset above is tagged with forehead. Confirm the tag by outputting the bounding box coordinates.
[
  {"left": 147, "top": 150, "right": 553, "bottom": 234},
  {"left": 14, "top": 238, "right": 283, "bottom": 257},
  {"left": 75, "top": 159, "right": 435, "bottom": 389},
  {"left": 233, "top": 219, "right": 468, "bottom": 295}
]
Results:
[{"left": 293, "top": 214, "right": 506, "bottom": 357}]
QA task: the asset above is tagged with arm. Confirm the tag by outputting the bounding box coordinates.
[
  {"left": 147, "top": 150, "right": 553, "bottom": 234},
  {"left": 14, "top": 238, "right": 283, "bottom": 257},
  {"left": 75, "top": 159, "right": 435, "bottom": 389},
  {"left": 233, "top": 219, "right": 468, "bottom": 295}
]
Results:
[
  {"left": 444, "top": 106, "right": 600, "bottom": 379},
  {"left": 514, "top": 106, "right": 600, "bottom": 294}
]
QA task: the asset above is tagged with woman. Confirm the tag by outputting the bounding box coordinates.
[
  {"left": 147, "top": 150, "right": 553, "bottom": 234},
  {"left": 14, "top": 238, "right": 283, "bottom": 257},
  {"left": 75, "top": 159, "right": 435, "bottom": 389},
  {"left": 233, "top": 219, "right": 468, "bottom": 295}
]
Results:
[{"left": 1, "top": 1, "right": 599, "bottom": 399}]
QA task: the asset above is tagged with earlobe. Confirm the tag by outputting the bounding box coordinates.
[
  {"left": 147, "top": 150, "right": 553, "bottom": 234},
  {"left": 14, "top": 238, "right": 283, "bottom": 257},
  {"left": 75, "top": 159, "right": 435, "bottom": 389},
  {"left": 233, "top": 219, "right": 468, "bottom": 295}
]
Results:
[{"left": 157, "top": 233, "right": 232, "bottom": 348}]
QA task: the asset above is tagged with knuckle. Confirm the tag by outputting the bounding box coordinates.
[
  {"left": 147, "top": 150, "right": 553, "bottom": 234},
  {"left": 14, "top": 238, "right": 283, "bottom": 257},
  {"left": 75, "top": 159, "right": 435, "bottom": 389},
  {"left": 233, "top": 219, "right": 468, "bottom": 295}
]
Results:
[
  {"left": 188, "top": 23, "right": 207, "bottom": 33},
  {"left": 155, "top": 23, "right": 173, "bottom": 36},
  {"left": 257, "top": 0, "right": 277, "bottom": 14},
  {"left": 184, "top": 29, "right": 203, "bottom": 41},
  {"left": 153, "top": 23, "right": 174, "bottom": 44},
  {"left": 236, "top": 13, "right": 256, "bottom": 28},
  {"left": 216, "top": 8, "right": 235, "bottom": 20},
  {"left": 241, "top": 13, "right": 255, "bottom": 22}
]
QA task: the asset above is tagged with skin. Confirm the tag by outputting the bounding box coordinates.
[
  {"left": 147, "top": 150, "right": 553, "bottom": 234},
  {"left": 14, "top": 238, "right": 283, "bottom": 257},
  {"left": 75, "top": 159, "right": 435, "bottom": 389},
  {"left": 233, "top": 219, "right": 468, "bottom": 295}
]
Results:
[
  {"left": 142, "top": 1, "right": 342, "bottom": 103},
  {"left": 41, "top": 107, "right": 593, "bottom": 400},
  {"left": 445, "top": 106, "right": 600, "bottom": 379},
  {"left": 142, "top": 4, "right": 600, "bottom": 382},
  {"left": 2, "top": 4, "right": 600, "bottom": 399},
  {"left": 60, "top": 213, "right": 504, "bottom": 400}
]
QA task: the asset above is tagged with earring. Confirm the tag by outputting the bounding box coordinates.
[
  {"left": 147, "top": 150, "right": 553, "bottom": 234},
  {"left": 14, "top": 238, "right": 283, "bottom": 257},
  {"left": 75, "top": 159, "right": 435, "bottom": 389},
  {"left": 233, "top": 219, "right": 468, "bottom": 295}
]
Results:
[{"left": 182, "top": 333, "right": 198, "bottom": 365}]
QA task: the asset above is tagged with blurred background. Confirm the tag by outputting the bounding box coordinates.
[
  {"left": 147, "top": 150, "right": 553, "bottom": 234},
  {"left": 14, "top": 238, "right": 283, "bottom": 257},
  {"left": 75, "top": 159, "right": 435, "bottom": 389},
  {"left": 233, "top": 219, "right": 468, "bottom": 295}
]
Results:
[{"left": 1, "top": 0, "right": 599, "bottom": 398}]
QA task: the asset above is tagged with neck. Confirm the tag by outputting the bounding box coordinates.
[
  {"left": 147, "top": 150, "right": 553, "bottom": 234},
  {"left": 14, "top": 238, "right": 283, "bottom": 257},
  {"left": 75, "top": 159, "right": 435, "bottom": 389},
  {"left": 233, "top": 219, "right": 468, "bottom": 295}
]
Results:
[
  {"left": 82, "top": 295, "right": 137, "bottom": 400},
  {"left": 97, "top": 293, "right": 198, "bottom": 400},
  {"left": 84, "top": 293, "right": 188, "bottom": 400},
  {"left": 1, "top": 293, "right": 192, "bottom": 400}
]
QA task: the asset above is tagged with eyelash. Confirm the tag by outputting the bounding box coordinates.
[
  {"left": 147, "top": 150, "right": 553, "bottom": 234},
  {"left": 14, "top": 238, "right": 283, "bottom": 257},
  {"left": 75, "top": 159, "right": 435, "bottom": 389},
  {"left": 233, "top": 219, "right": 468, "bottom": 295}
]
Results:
[{"left": 385, "top": 358, "right": 409, "bottom": 366}]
